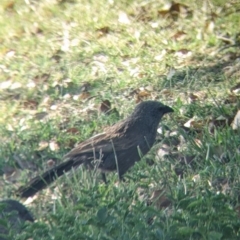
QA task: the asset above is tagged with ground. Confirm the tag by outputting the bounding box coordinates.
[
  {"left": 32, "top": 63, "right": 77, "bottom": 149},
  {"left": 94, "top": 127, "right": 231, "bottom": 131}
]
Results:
[{"left": 0, "top": 0, "right": 240, "bottom": 239}]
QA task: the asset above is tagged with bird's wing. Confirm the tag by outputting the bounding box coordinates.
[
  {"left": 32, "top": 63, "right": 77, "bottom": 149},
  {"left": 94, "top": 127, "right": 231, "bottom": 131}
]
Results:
[{"left": 64, "top": 130, "right": 141, "bottom": 159}]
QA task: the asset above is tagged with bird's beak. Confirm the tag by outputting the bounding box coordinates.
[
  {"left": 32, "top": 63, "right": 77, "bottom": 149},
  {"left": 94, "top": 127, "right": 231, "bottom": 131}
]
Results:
[{"left": 163, "top": 105, "right": 174, "bottom": 114}]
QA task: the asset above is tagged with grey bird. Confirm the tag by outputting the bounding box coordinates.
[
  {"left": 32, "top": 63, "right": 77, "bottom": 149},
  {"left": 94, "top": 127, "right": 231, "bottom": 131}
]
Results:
[
  {"left": 17, "top": 101, "right": 173, "bottom": 198},
  {"left": 0, "top": 199, "right": 34, "bottom": 240}
]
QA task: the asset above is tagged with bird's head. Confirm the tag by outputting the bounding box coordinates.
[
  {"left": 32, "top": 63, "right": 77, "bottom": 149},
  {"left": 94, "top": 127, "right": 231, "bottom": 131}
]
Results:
[
  {"left": 123, "top": 101, "right": 173, "bottom": 142},
  {"left": 131, "top": 100, "right": 173, "bottom": 130}
]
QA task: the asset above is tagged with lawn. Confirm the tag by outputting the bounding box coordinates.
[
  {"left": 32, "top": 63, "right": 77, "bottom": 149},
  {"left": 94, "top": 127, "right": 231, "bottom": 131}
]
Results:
[{"left": 0, "top": 0, "right": 240, "bottom": 239}]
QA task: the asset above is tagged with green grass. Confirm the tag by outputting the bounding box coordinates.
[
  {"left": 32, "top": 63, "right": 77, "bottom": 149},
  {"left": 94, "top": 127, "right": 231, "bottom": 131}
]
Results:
[{"left": 1, "top": 0, "right": 240, "bottom": 239}]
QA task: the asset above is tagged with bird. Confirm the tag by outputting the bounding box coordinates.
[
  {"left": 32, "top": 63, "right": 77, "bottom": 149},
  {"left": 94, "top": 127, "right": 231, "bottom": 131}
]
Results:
[
  {"left": 16, "top": 101, "right": 173, "bottom": 198},
  {"left": 0, "top": 199, "right": 34, "bottom": 240}
]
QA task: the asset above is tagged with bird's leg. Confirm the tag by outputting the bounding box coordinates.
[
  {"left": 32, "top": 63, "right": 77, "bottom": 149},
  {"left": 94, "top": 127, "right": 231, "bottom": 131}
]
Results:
[
  {"left": 101, "top": 173, "right": 107, "bottom": 184},
  {"left": 84, "top": 161, "right": 94, "bottom": 170}
]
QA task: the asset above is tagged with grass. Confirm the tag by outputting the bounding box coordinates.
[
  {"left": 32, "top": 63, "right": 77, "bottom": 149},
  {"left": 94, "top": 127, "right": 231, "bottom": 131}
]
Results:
[{"left": 0, "top": 0, "right": 240, "bottom": 239}]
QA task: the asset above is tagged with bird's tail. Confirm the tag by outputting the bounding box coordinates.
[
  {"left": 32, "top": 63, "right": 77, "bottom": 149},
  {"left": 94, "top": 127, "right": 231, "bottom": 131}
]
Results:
[{"left": 16, "top": 158, "right": 80, "bottom": 198}]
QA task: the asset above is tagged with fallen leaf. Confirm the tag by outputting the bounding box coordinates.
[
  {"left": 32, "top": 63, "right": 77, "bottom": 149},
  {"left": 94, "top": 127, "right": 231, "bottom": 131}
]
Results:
[
  {"left": 223, "top": 59, "right": 240, "bottom": 78},
  {"left": 156, "top": 144, "right": 172, "bottom": 158},
  {"left": 34, "top": 112, "right": 48, "bottom": 120},
  {"left": 223, "top": 94, "right": 238, "bottom": 104},
  {"left": 211, "top": 177, "right": 230, "bottom": 195},
  {"left": 4, "top": 1, "right": 15, "bottom": 10},
  {"left": 5, "top": 50, "right": 15, "bottom": 58},
  {"left": 154, "top": 50, "right": 167, "bottom": 61},
  {"left": 79, "top": 91, "right": 91, "bottom": 100},
  {"left": 51, "top": 49, "right": 65, "bottom": 62},
  {"left": 118, "top": 11, "right": 131, "bottom": 24},
  {"left": 149, "top": 189, "right": 171, "bottom": 209},
  {"left": 33, "top": 73, "right": 50, "bottom": 84},
  {"left": 0, "top": 80, "right": 12, "bottom": 89},
  {"left": 217, "top": 35, "right": 234, "bottom": 45},
  {"left": 158, "top": 2, "right": 191, "bottom": 19},
  {"left": 3, "top": 169, "right": 21, "bottom": 183},
  {"left": 47, "top": 159, "right": 56, "bottom": 167},
  {"left": 188, "top": 91, "right": 207, "bottom": 103},
  {"left": 66, "top": 128, "right": 79, "bottom": 134},
  {"left": 192, "top": 174, "right": 201, "bottom": 183},
  {"left": 231, "top": 83, "right": 240, "bottom": 95},
  {"left": 96, "top": 26, "right": 110, "bottom": 37},
  {"left": 174, "top": 49, "right": 192, "bottom": 59},
  {"left": 194, "top": 138, "right": 202, "bottom": 147},
  {"left": 171, "top": 31, "right": 186, "bottom": 41},
  {"left": 0, "top": 80, "right": 22, "bottom": 90},
  {"left": 30, "top": 23, "right": 44, "bottom": 36},
  {"left": 99, "top": 100, "right": 111, "bottom": 114},
  {"left": 134, "top": 87, "right": 152, "bottom": 102},
  {"left": 232, "top": 110, "right": 240, "bottom": 130},
  {"left": 184, "top": 117, "right": 203, "bottom": 130},
  {"left": 49, "top": 141, "right": 59, "bottom": 151},
  {"left": 26, "top": 80, "right": 36, "bottom": 88},
  {"left": 50, "top": 105, "right": 58, "bottom": 110},
  {"left": 160, "top": 89, "right": 173, "bottom": 98},
  {"left": 23, "top": 100, "right": 38, "bottom": 110},
  {"left": 79, "top": 82, "right": 91, "bottom": 92},
  {"left": 205, "top": 20, "right": 215, "bottom": 33},
  {"left": 93, "top": 54, "right": 109, "bottom": 62},
  {"left": 166, "top": 67, "right": 176, "bottom": 80},
  {"left": 37, "top": 141, "right": 49, "bottom": 151},
  {"left": 208, "top": 115, "right": 233, "bottom": 134}
]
